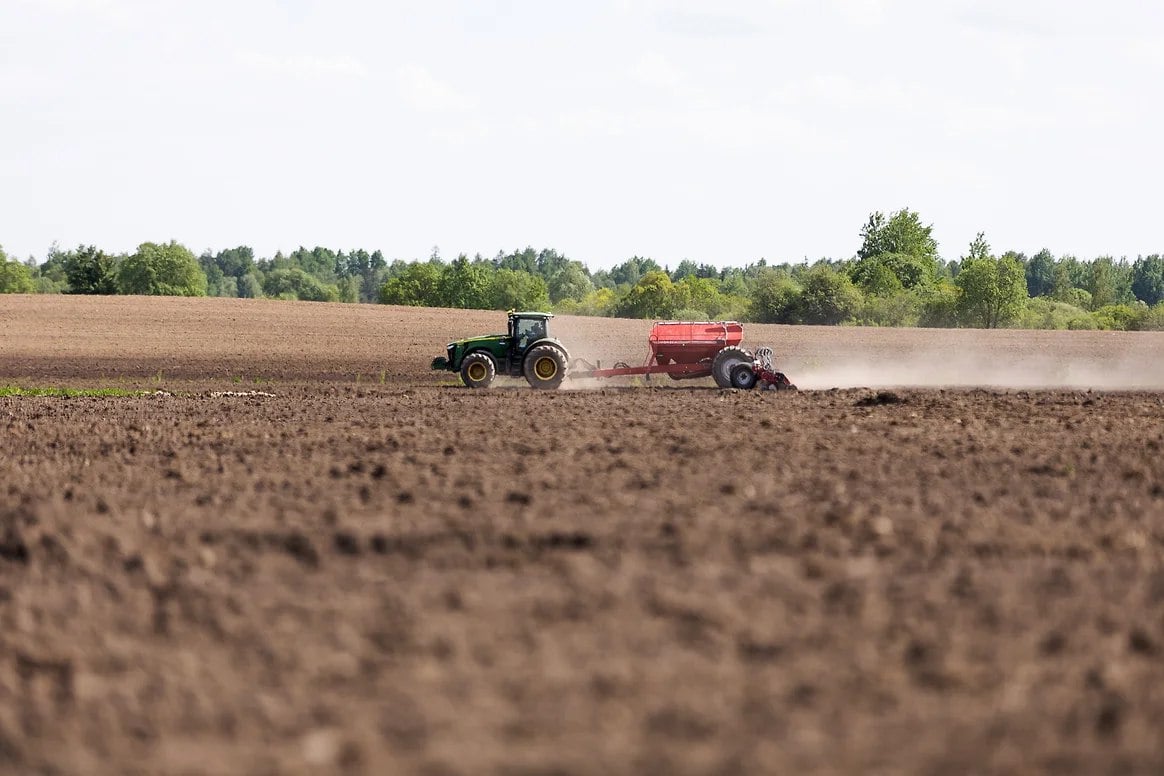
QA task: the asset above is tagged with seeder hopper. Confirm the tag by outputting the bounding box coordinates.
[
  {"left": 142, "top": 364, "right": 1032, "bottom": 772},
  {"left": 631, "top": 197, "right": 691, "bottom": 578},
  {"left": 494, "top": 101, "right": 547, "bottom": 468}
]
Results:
[{"left": 570, "top": 320, "right": 796, "bottom": 390}]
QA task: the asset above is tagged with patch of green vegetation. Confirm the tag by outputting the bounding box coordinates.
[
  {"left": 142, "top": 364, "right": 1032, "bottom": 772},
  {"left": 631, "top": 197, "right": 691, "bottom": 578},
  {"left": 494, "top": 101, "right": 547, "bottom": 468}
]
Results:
[{"left": 0, "top": 386, "right": 153, "bottom": 398}]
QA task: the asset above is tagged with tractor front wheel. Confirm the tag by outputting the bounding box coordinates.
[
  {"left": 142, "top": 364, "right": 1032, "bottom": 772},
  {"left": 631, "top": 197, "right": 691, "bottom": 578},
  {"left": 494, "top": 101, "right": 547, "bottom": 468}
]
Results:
[
  {"left": 523, "top": 345, "right": 568, "bottom": 390},
  {"left": 460, "top": 352, "right": 496, "bottom": 389},
  {"left": 730, "top": 363, "right": 758, "bottom": 390},
  {"left": 712, "top": 346, "right": 753, "bottom": 388}
]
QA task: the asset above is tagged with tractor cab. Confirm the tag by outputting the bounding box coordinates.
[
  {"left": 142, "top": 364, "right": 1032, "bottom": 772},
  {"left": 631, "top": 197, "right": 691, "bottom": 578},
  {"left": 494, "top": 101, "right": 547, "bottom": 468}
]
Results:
[{"left": 509, "top": 312, "right": 549, "bottom": 353}]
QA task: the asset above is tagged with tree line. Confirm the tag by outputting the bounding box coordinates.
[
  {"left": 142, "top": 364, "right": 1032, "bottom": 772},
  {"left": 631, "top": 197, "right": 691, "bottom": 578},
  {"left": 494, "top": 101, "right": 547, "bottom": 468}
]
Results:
[{"left": 2, "top": 209, "right": 1163, "bottom": 331}]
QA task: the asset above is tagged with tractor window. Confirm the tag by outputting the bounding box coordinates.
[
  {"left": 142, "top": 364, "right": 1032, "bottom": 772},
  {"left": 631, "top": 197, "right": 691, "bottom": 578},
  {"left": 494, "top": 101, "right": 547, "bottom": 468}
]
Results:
[{"left": 514, "top": 318, "right": 546, "bottom": 350}]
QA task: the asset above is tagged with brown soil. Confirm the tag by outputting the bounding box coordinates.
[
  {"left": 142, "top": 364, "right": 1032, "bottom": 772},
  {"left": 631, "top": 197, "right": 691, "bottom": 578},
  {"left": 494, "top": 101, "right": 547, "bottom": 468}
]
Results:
[{"left": 3, "top": 296, "right": 1164, "bottom": 774}]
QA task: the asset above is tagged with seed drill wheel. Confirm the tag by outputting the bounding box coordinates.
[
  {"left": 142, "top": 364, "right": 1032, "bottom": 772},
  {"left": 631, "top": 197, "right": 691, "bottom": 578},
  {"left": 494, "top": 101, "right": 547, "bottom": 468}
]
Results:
[
  {"left": 460, "top": 352, "right": 496, "bottom": 389},
  {"left": 730, "top": 363, "right": 758, "bottom": 390},
  {"left": 523, "top": 344, "right": 568, "bottom": 389},
  {"left": 712, "top": 346, "right": 753, "bottom": 388}
]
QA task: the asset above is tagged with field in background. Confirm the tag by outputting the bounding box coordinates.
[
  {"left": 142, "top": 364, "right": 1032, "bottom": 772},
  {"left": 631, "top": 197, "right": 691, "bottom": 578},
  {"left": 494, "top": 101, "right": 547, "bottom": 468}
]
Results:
[
  {"left": 2, "top": 295, "right": 1164, "bottom": 774},
  {"left": 3, "top": 294, "right": 1164, "bottom": 390}
]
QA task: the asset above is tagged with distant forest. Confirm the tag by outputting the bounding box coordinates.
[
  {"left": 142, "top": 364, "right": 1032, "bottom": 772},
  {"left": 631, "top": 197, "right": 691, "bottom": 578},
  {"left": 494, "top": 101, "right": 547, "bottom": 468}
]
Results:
[{"left": 3, "top": 209, "right": 1163, "bottom": 331}]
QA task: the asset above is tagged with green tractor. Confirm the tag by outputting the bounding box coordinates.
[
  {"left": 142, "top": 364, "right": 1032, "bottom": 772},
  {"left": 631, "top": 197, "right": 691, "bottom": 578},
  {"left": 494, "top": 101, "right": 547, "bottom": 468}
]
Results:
[{"left": 431, "top": 311, "right": 570, "bottom": 389}]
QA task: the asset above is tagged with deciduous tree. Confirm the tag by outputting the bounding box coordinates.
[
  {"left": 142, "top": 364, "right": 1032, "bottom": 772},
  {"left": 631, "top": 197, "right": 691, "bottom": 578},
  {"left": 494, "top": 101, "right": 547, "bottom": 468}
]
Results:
[
  {"left": 1025, "top": 248, "right": 1055, "bottom": 297},
  {"left": 61, "top": 245, "right": 118, "bottom": 294},
  {"left": 0, "top": 246, "right": 35, "bottom": 293},
  {"left": 116, "top": 241, "right": 207, "bottom": 296},
  {"left": 954, "top": 235, "right": 1025, "bottom": 328},
  {"left": 750, "top": 269, "right": 800, "bottom": 323},
  {"left": 379, "top": 262, "right": 442, "bottom": 306},
  {"left": 489, "top": 269, "right": 550, "bottom": 311},
  {"left": 615, "top": 271, "right": 678, "bottom": 319},
  {"left": 794, "top": 265, "right": 862, "bottom": 325},
  {"left": 857, "top": 209, "right": 939, "bottom": 263},
  {"left": 1132, "top": 254, "right": 1164, "bottom": 305},
  {"left": 262, "top": 268, "right": 339, "bottom": 302}
]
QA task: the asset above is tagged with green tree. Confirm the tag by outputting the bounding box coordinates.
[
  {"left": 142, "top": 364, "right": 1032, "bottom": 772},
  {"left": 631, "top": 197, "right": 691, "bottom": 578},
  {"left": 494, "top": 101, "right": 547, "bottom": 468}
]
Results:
[
  {"left": 1025, "top": 248, "right": 1055, "bottom": 297},
  {"left": 262, "top": 268, "right": 339, "bottom": 302},
  {"left": 62, "top": 245, "right": 118, "bottom": 294},
  {"left": 547, "top": 262, "right": 592, "bottom": 303},
  {"left": 609, "top": 256, "right": 663, "bottom": 287},
  {"left": 671, "top": 259, "right": 699, "bottom": 281},
  {"left": 217, "top": 276, "right": 240, "bottom": 298},
  {"left": 718, "top": 270, "right": 749, "bottom": 298},
  {"left": 794, "top": 265, "right": 862, "bottom": 325},
  {"left": 750, "top": 269, "right": 800, "bottom": 323},
  {"left": 1087, "top": 257, "right": 1119, "bottom": 310},
  {"left": 1092, "top": 304, "right": 1145, "bottom": 331},
  {"left": 848, "top": 256, "right": 904, "bottom": 295},
  {"left": 379, "top": 262, "right": 442, "bottom": 306},
  {"left": 0, "top": 246, "right": 36, "bottom": 293},
  {"left": 116, "top": 241, "right": 207, "bottom": 296},
  {"left": 556, "top": 287, "right": 617, "bottom": 317},
  {"left": 239, "top": 273, "right": 264, "bottom": 299},
  {"left": 674, "top": 276, "right": 725, "bottom": 318},
  {"left": 966, "top": 232, "right": 992, "bottom": 262},
  {"left": 489, "top": 269, "right": 550, "bottom": 310},
  {"left": 437, "top": 255, "right": 491, "bottom": 309},
  {"left": 855, "top": 290, "right": 921, "bottom": 327},
  {"left": 534, "top": 248, "right": 571, "bottom": 281},
  {"left": 954, "top": 237, "right": 1026, "bottom": 328},
  {"left": 38, "top": 244, "right": 70, "bottom": 289},
  {"left": 495, "top": 247, "right": 538, "bottom": 276},
  {"left": 1050, "top": 262, "right": 1074, "bottom": 302},
  {"left": 213, "top": 246, "right": 255, "bottom": 279},
  {"left": 343, "top": 249, "right": 388, "bottom": 303},
  {"left": 287, "top": 246, "right": 339, "bottom": 283},
  {"left": 590, "top": 269, "right": 615, "bottom": 290},
  {"left": 615, "top": 271, "right": 679, "bottom": 319},
  {"left": 852, "top": 209, "right": 940, "bottom": 291},
  {"left": 338, "top": 275, "right": 361, "bottom": 303},
  {"left": 857, "top": 209, "right": 939, "bottom": 263},
  {"left": 918, "top": 280, "right": 960, "bottom": 328},
  {"left": 1131, "top": 255, "right": 1164, "bottom": 305}
]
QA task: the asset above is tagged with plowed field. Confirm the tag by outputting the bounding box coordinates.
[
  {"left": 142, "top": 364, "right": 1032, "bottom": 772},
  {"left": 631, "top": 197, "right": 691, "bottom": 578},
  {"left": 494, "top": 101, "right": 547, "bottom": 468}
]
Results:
[{"left": 2, "top": 295, "right": 1164, "bottom": 775}]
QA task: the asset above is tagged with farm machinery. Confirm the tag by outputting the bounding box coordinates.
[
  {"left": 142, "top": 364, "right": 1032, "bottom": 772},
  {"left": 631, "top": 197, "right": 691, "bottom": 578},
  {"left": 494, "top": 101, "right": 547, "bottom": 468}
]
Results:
[
  {"left": 432, "top": 312, "right": 795, "bottom": 390},
  {"left": 570, "top": 320, "right": 796, "bottom": 390},
  {"left": 431, "top": 311, "right": 571, "bottom": 389}
]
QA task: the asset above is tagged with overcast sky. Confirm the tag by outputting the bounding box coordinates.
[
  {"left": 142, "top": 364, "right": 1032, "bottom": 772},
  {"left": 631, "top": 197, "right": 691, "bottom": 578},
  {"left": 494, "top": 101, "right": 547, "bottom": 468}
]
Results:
[{"left": 2, "top": 0, "right": 1161, "bottom": 270}]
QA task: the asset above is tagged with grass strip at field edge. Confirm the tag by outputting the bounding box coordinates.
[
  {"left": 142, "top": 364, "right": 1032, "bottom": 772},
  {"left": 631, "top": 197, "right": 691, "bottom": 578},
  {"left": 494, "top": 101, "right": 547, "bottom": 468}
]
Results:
[{"left": 0, "top": 386, "right": 160, "bottom": 398}]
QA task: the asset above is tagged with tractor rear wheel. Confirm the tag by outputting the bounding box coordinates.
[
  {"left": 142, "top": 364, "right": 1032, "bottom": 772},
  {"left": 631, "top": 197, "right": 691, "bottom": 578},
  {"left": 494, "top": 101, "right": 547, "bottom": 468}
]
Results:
[
  {"left": 712, "top": 346, "right": 753, "bottom": 388},
  {"left": 523, "top": 344, "right": 568, "bottom": 390},
  {"left": 730, "top": 363, "right": 758, "bottom": 390},
  {"left": 460, "top": 352, "right": 496, "bottom": 389}
]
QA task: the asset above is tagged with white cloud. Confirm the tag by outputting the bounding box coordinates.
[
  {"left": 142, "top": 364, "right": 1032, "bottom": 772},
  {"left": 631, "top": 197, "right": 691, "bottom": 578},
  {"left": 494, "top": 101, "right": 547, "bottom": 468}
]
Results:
[
  {"left": 16, "top": 0, "right": 120, "bottom": 11},
  {"left": 395, "top": 63, "right": 476, "bottom": 112},
  {"left": 557, "top": 108, "right": 627, "bottom": 138},
  {"left": 630, "top": 52, "right": 684, "bottom": 91},
  {"left": 1128, "top": 37, "right": 1164, "bottom": 69},
  {"left": 830, "top": 0, "right": 884, "bottom": 26},
  {"left": 240, "top": 52, "right": 368, "bottom": 79},
  {"left": 430, "top": 119, "right": 491, "bottom": 146},
  {"left": 770, "top": 74, "right": 915, "bottom": 111}
]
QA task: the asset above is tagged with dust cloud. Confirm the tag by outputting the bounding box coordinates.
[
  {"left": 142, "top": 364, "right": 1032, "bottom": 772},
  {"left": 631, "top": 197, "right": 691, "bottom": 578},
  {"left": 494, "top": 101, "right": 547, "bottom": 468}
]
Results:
[
  {"left": 787, "top": 350, "right": 1164, "bottom": 391},
  {"left": 554, "top": 316, "right": 1164, "bottom": 392}
]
